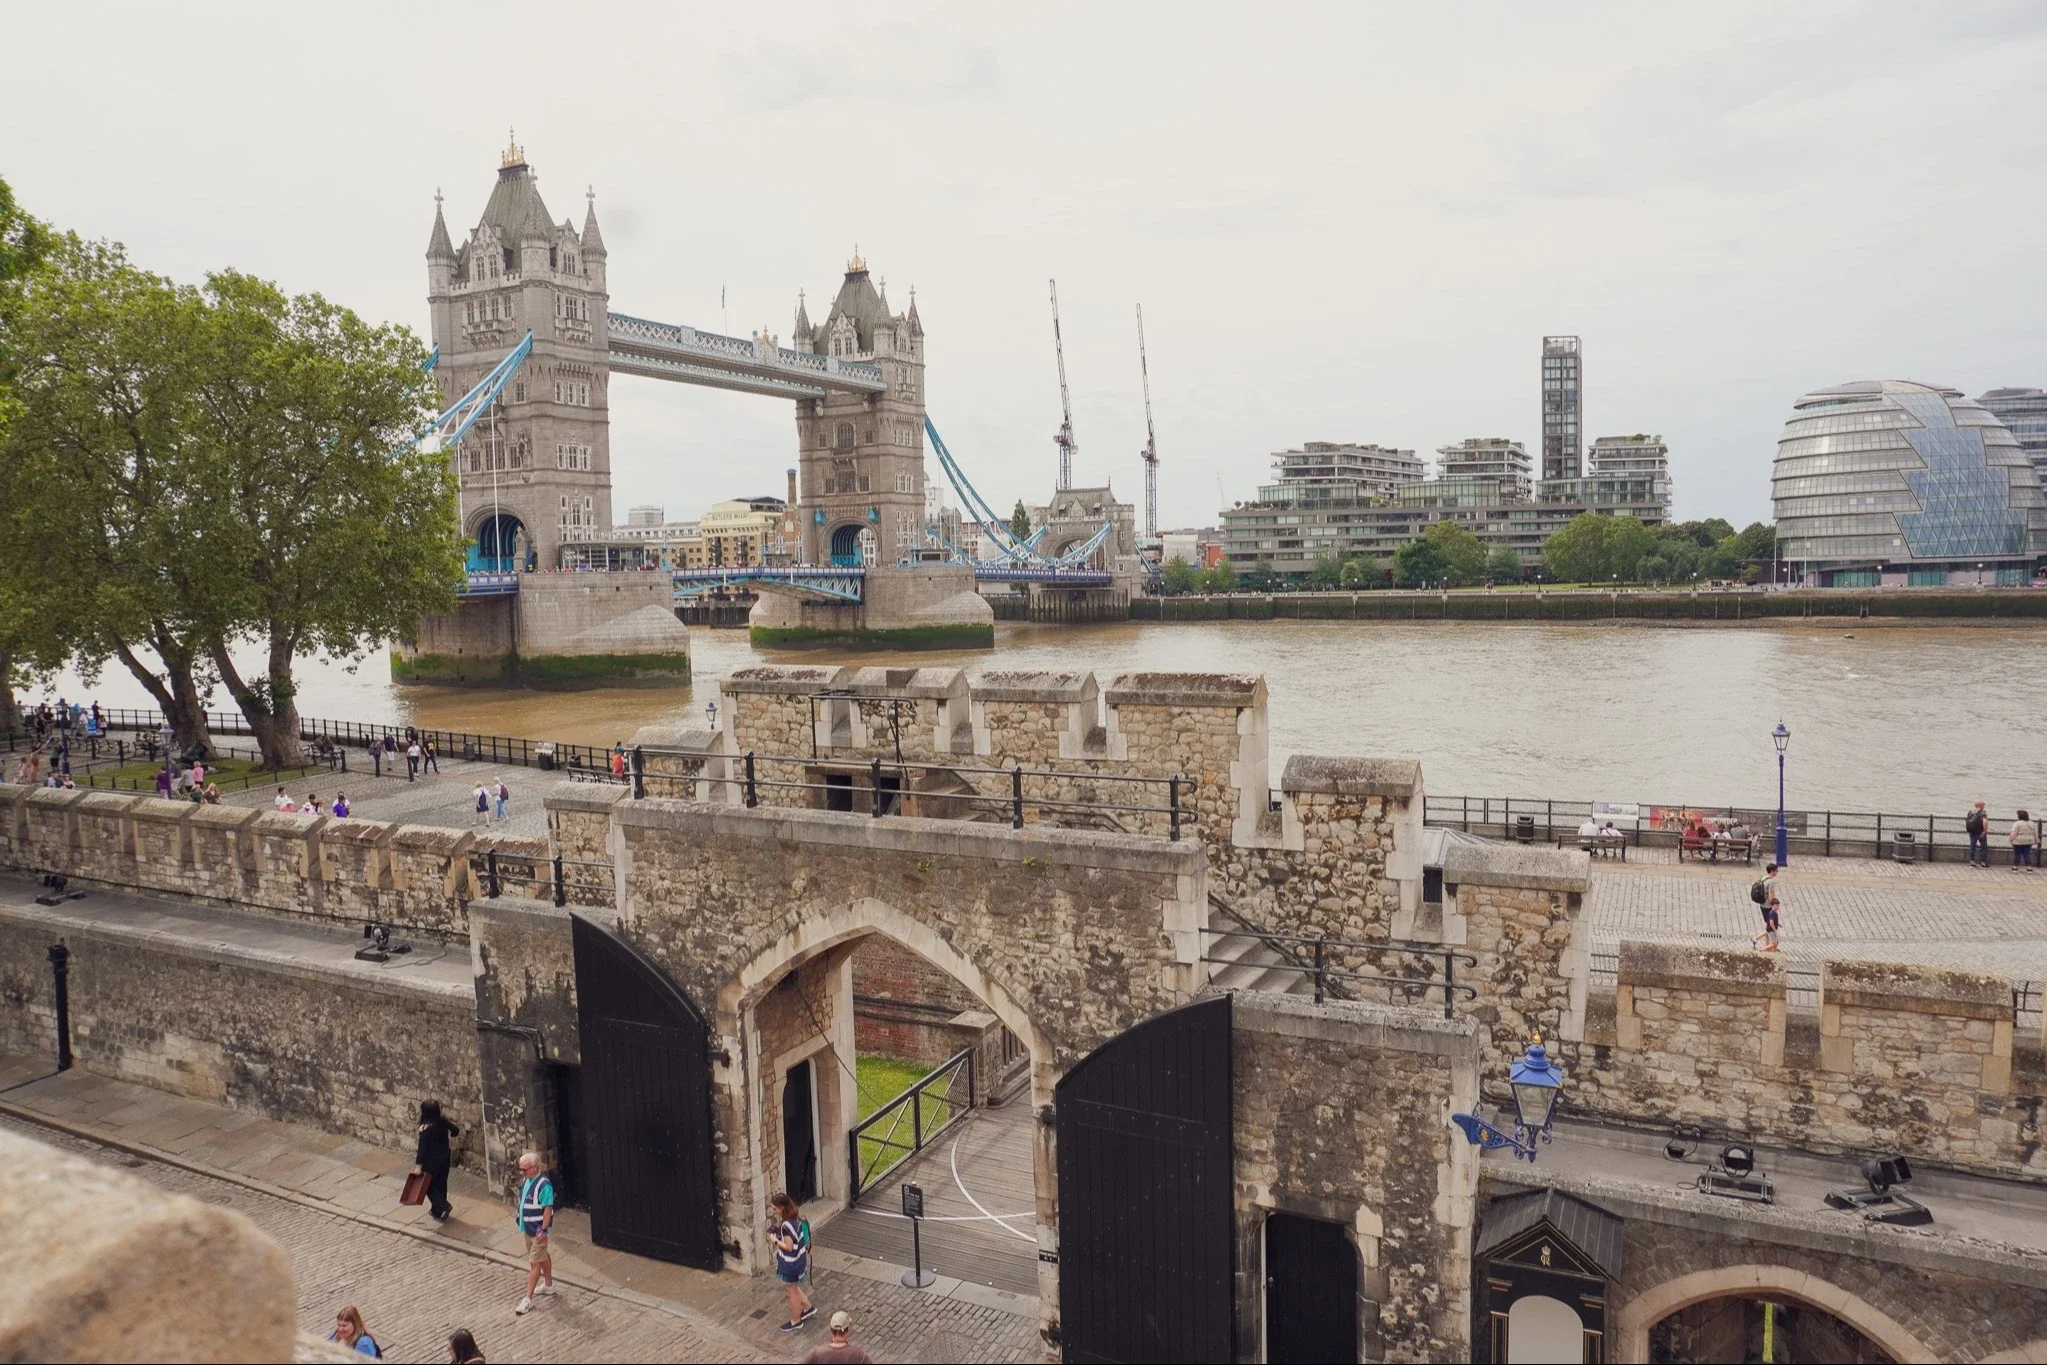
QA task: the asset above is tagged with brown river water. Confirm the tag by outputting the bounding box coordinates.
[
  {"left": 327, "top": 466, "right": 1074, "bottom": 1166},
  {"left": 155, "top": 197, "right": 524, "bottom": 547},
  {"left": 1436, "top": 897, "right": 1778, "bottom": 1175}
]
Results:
[{"left": 39, "top": 620, "right": 2047, "bottom": 815}]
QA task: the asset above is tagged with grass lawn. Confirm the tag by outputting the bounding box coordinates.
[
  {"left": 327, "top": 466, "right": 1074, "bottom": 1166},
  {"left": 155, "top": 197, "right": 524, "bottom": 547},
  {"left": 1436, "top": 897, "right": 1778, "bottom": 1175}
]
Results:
[
  {"left": 852, "top": 1054, "right": 953, "bottom": 1190},
  {"left": 81, "top": 753, "right": 271, "bottom": 790}
]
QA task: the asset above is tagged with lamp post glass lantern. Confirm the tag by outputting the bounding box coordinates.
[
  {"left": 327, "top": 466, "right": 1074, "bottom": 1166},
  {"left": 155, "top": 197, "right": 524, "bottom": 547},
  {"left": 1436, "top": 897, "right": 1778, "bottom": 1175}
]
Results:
[
  {"left": 1772, "top": 721, "right": 1790, "bottom": 867},
  {"left": 1451, "top": 1039, "right": 1566, "bottom": 1162}
]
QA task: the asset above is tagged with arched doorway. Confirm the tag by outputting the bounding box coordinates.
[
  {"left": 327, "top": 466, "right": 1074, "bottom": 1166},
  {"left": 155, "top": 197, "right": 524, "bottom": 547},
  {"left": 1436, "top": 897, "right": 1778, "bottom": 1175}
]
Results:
[
  {"left": 473, "top": 511, "right": 526, "bottom": 572},
  {"left": 828, "top": 522, "right": 873, "bottom": 567},
  {"left": 1617, "top": 1266, "right": 1933, "bottom": 1363}
]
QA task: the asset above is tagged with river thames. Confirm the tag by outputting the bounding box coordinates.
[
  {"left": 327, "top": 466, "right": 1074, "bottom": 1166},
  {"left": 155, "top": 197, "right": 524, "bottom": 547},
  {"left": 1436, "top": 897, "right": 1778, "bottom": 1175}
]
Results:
[{"left": 38, "top": 621, "right": 2046, "bottom": 816}]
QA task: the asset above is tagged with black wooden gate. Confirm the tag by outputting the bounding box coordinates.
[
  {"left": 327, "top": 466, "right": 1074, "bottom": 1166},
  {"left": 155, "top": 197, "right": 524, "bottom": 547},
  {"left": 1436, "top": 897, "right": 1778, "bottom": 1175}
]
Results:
[
  {"left": 1265, "top": 1212, "right": 1357, "bottom": 1364},
  {"left": 570, "top": 913, "right": 722, "bottom": 1270},
  {"left": 1056, "top": 994, "right": 1234, "bottom": 1363}
]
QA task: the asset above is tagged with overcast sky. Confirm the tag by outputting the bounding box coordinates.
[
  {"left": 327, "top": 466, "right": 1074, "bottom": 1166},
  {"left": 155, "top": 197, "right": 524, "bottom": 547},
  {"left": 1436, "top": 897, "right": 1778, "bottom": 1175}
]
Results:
[{"left": 6, "top": 1, "right": 2043, "bottom": 530}]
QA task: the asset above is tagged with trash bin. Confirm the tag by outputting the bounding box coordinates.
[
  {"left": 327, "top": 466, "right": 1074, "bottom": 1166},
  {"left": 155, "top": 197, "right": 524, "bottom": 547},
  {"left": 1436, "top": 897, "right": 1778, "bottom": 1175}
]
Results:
[
  {"left": 535, "top": 741, "right": 557, "bottom": 772},
  {"left": 1515, "top": 815, "right": 1536, "bottom": 843},
  {"left": 1893, "top": 830, "right": 1916, "bottom": 863}
]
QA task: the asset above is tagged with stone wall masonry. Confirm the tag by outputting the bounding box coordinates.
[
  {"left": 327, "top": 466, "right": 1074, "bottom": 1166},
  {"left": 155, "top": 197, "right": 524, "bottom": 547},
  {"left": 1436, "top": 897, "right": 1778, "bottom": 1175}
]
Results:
[
  {"left": 1568, "top": 941, "right": 2047, "bottom": 1178},
  {"left": 1230, "top": 991, "right": 1481, "bottom": 1364},
  {"left": 722, "top": 665, "right": 845, "bottom": 774},
  {"left": 0, "top": 782, "right": 520, "bottom": 941},
  {"left": 1103, "top": 672, "right": 1267, "bottom": 846},
  {"left": 1443, "top": 842, "right": 1592, "bottom": 1071},
  {"left": 0, "top": 898, "right": 480, "bottom": 1169}
]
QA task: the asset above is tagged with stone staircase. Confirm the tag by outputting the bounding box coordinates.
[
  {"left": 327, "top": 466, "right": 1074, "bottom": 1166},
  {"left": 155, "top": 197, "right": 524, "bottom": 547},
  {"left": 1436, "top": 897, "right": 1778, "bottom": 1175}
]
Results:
[{"left": 1203, "top": 897, "right": 1323, "bottom": 997}]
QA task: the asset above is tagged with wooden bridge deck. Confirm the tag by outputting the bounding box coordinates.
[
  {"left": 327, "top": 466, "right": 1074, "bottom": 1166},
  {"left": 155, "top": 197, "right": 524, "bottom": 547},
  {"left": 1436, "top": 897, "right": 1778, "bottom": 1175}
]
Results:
[{"left": 815, "top": 1096, "right": 1039, "bottom": 1297}]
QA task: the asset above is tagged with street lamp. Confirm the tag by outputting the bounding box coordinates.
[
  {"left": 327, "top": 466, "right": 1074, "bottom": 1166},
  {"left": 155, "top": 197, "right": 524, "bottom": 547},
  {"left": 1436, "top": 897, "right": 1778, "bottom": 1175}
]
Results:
[
  {"left": 158, "top": 722, "right": 174, "bottom": 797},
  {"left": 1451, "top": 1039, "right": 1566, "bottom": 1161},
  {"left": 704, "top": 699, "right": 719, "bottom": 730},
  {"left": 1772, "top": 722, "right": 1791, "bottom": 867}
]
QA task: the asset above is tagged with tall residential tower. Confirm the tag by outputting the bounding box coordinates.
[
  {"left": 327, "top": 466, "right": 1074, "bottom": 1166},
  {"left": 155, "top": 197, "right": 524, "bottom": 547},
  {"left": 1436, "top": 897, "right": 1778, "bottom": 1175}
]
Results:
[{"left": 1540, "top": 336, "right": 1583, "bottom": 482}]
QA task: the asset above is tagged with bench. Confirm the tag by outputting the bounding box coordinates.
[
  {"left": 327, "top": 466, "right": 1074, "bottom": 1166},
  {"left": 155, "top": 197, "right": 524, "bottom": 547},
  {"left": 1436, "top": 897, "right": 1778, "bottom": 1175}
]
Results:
[
  {"left": 1679, "top": 832, "right": 1760, "bottom": 865},
  {"left": 1561, "top": 834, "right": 1629, "bottom": 861}
]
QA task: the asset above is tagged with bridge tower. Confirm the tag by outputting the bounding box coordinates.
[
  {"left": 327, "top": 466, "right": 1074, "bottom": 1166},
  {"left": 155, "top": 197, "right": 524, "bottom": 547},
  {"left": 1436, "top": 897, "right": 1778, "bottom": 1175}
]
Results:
[
  {"left": 788, "top": 253, "right": 926, "bottom": 566},
  {"left": 426, "top": 132, "right": 613, "bottom": 572}
]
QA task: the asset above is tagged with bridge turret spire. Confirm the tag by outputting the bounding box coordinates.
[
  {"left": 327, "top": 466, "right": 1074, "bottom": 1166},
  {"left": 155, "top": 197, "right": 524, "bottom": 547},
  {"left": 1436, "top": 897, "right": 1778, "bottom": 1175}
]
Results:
[
  {"left": 907, "top": 286, "right": 922, "bottom": 337},
  {"left": 793, "top": 289, "right": 813, "bottom": 349},
  {"left": 580, "top": 186, "right": 606, "bottom": 257},
  {"left": 426, "top": 189, "right": 454, "bottom": 261}
]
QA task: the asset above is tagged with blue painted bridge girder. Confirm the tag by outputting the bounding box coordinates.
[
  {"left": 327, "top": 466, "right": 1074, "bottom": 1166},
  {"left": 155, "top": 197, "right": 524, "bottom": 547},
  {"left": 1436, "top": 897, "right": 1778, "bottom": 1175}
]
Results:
[
  {"left": 458, "top": 571, "right": 521, "bottom": 598},
  {"left": 673, "top": 566, "right": 866, "bottom": 602}
]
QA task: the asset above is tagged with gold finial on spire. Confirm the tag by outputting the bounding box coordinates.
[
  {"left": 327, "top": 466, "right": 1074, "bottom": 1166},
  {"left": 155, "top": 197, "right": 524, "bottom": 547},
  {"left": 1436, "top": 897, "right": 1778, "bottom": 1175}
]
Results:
[
  {"left": 501, "top": 127, "right": 526, "bottom": 169},
  {"left": 846, "top": 244, "right": 866, "bottom": 273}
]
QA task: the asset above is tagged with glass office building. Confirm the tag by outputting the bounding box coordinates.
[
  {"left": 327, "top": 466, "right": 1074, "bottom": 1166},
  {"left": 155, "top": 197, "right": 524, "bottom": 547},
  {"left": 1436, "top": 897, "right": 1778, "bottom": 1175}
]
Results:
[
  {"left": 1979, "top": 387, "right": 2047, "bottom": 483},
  {"left": 1771, "top": 381, "right": 2047, "bottom": 587}
]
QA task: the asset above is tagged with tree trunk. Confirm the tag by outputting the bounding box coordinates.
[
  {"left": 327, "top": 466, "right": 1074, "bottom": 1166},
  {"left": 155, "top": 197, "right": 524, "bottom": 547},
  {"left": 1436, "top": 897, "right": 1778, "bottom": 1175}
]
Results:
[
  {"left": 209, "top": 637, "right": 304, "bottom": 769},
  {"left": 112, "top": 630, "right": 217, "bottom": 760},
  {"left": 0, "top": 650, "right": 20, "bottom": 736}
]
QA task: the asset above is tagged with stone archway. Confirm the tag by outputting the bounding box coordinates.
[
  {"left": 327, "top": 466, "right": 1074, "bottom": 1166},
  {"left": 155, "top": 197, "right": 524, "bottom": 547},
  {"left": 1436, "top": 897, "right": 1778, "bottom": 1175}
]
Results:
[
  {"left": 1614, "top": 1265, "right": 1938, "bottom": 1364},
  {"left": 472, "top": 509, "right": 525, "bottom": 571},
  {"left": 711, "top": 896, "right": 1061, "bottom": 1304}
]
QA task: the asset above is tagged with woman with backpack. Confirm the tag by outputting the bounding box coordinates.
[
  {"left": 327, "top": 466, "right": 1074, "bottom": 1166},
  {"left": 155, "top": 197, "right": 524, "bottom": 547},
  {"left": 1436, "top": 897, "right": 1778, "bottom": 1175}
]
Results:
[
  {"left": 494, "top": 779, "right": 510, "bottom": 822},
  {"left": 1750, "top": 863, "right": 1782, "bottom": 952},
  {"left": 770, "top": 1191, "right": 815, "bottom": 1332},
  {"left": 328, "top": 1305, "right": 382, "bottom": 1358}
]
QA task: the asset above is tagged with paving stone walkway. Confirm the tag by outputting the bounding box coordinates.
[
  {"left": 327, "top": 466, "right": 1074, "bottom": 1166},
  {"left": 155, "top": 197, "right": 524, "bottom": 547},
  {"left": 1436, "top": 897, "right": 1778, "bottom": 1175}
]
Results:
[{"left": 0, "top": 1063, "right": 1044, "bottom": 1364}]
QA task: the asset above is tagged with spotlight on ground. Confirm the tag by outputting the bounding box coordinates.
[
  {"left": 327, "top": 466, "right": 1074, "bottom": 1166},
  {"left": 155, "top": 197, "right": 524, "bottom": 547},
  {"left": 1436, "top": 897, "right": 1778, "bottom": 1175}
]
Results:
[
  {"left": 354, "top": 921, "right": 412, "bottom": 963},
  {"left": 1698, "top": 1142, "right": 1774, "bottom": 1203},
  {"left": 1826, "top": 1154, "right": 1931, "bottom": 1226}
]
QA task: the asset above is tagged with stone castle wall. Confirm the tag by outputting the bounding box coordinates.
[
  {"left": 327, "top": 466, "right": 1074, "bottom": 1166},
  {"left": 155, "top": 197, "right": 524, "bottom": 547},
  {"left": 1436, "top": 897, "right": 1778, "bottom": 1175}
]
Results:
[
  {"left": 1568, "top": 941, "right": 2047, "bottom": 1177},
  {"left": 0, "top": 783, "right": 537, "bottom": 941},
  {"left": 0, "top": 897, "right": 479, "bottom": 1169}
]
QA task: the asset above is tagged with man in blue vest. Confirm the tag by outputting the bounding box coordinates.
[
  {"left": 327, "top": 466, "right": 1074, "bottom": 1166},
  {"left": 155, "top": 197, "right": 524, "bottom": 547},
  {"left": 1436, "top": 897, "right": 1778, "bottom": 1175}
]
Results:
[{"left": 514, "top": 1151, "right": 556, "bottom": 1316}]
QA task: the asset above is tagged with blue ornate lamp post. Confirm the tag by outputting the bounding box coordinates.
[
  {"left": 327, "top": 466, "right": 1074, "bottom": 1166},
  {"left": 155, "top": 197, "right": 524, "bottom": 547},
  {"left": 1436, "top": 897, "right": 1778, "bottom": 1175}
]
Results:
[
  {"left": 1451, "top": 1039, "right": 1566, "bottom": 1161},
  {"left": 1772, "top": 722, "right": 1791, "bottom": 866}
]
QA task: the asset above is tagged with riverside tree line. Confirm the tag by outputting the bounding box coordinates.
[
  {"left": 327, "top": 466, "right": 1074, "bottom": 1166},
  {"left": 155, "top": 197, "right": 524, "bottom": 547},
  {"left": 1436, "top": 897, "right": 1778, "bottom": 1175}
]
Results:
[
  {"left": 1159, "top": 510, "right": 1777, "bottom": 594},
  {"left": 0, "top": 175, "right": 465, "bottom": 768}
]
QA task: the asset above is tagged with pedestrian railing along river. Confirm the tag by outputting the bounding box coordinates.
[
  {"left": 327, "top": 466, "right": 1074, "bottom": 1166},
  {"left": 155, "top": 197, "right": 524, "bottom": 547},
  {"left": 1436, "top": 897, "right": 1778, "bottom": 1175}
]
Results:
[{"left": 1428, "top": 795, "right": 2045, "bottom": 864}]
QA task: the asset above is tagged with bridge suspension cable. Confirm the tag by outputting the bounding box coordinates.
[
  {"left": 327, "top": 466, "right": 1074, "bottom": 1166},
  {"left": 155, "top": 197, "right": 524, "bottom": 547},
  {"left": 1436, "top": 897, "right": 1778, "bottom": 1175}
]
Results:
[{"left": 419, "top": 331, "right": 533, "bottom": 452}]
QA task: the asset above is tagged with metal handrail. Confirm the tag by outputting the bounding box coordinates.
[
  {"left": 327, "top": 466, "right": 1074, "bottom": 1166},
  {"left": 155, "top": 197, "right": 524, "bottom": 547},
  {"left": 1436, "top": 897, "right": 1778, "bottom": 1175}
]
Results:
[
  {"left": 848, "top": 1046, "right": 974, "bottom": 1203},
  {"left": 1202, "top": 925, "right": 1478, "bottom": 1017}
]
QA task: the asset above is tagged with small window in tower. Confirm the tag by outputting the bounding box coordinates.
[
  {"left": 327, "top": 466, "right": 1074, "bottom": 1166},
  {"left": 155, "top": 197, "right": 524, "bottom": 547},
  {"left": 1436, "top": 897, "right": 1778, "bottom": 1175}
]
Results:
[
  {"left": 549, "top": 247, "right": 558, "bottom": 270},
  {"left": 503, "top": 247, "right": 515, "bottom": 273},
  {"left": 836, "top": 422, "right": 855, "bottom": 451}
]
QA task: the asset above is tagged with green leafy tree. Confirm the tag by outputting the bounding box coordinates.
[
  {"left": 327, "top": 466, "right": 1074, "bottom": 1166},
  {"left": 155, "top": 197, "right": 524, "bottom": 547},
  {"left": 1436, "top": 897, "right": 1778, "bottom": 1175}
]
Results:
[
  {"left": 1393, "top": 537, "right": 1448, "bottom": 588},
  {"left": 1543, "top": 512, "right": 1654, "bottom": 584},
  {"left": 0, "top": 174, "right": 54, "bottom": 735},
  {"left": 0, "top": 235, "right": 223, "bottom": 756},
  {"left": 1337, "top": 556, "right": 1368, "bottom": 589},
  {"left": 1160, "top": 555, "right": 1198, "bottom": 594},
  {"left": 1485, "top": 547, "right": 1523, "bottom": 584},
  {"left": 1420, "top": 522, "right": 1487, "bottom": 586},
  {"left": 1201, "top": 558, "right": 1237, "bottom": 592},
  {"left": 183, "top": 271, "right": 459, "bottom": 768},
  {"left": 1308, "top": 551, "right": 1344, "bottom": 589},
  {"left": 1009, "top": 499, "right": 1032, "bottom": 544}
]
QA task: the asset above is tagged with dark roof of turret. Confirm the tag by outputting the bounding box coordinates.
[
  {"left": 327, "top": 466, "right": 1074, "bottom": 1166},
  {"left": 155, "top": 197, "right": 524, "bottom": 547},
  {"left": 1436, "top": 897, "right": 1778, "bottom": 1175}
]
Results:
[
  {"left": 478, "top": 163, "right": 557, "bottom": 244},
  {"left": 580, "top": 195, "right": 606, "bottom": 255},
  {"left": 426, "top": 201, "right": 455, "bottom": 260},
  {"left": 827, "top": 267, "right": 893, "bottom": 349}
]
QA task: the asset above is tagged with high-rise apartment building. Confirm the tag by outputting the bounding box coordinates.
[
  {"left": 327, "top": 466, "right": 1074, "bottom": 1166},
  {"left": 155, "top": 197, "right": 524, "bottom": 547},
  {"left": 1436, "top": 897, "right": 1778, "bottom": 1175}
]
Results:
[
  {"left": 1256, "top": 443, "right": 1425, "bottom": 503},
  {"left": 1540, "top": 336, "right": 1583, "bottom": 482},
  {"left": 1979, "top": 388, "right": 2047, "bottom": 482},
  {"left": 1435, "top": 438, "right": 1532, "bottom": 501}
]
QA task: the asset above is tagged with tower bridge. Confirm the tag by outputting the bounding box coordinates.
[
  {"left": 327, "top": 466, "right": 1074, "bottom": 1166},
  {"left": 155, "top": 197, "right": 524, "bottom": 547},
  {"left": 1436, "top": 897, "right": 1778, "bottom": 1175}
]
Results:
[{"left": 404, "top": 134, "right": 1132, "bottom": 673}]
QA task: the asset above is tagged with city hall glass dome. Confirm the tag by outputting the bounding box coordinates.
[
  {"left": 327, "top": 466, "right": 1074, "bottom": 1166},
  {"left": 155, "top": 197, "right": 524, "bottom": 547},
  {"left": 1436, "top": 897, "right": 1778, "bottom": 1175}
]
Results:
[{"left": 1771, "top": 380, "right": 2047, "bottom": 586}]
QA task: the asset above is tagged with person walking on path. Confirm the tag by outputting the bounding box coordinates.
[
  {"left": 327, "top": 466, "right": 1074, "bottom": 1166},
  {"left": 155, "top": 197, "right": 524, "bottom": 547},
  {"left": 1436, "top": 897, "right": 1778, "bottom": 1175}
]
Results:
[
  {"left": 610, "top": 745, "right": 626, "bottom": 781},
  {"left": 1967, "top": 801, "right": 1991, "bottom": 868},
  {"left": 494, "top": 779, "right": 510, "bottom": 822},
  {"left": 448, "top": 1328, "right": 487, "bottom": 1363},
  {"left": 1750, "top": 863, "right": 1782, "bottom": 952},
  {"left": 424, "top": 738, "right": 439, "bottom": 774},
  {"left": 328, "top": 1306, "right": 383, "bottom": 1358},
  {"left": 412, "top": 1099, "right": 460, "bottom": 1221},
  {"left": 332, "top": 792, "right": 351, "bottom": 818},
  {"left": 472, "top": 782, "right": 490, "bottom": 828},
  {"left": 514, "top": 1151, "right": 556, "bottom": 1316},
  {"left": 2013, "top": 810, "right": 2038, "bottom": 871},
  {"left": 803, "top": 1312, "right": 874, "bottom": 1363},
  {"left": 407, "top": 740, "right": 422, "bottom": 780},
  {"left": 770, "top": 1191, "right": 816, "bottom": 1332}
]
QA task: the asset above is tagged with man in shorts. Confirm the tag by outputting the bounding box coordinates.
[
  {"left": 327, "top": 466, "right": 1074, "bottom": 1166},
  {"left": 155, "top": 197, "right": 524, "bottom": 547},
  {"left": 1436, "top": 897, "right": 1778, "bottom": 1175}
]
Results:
[
  {"left": 514, "top": 1151, "right": 556, "bottom": 1315},
  {"left": 1751, "top": 862, "right": 1782, "bottom": 952}
]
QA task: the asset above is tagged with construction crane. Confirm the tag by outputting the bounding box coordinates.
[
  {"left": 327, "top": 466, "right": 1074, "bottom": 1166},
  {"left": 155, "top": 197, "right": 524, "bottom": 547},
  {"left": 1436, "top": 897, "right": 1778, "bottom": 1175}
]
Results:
[
  {"left": 1049, "top": 279, "right": 1076, "bottom": 492},
  {"left": 1136, "top": 303, "right": 1159, "bottom": 540}
]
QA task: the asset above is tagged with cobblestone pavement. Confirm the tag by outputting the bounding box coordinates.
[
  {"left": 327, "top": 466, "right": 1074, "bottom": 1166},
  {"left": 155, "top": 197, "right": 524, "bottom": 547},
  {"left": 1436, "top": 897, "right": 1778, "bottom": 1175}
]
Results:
[
  {"left": 0, "top": 1066, "right": 1044, "bottom": 1365},
  {"left": 221, "top": 757, "right": 563, "bottom": 839},
  {"left": 1586, "top": 851, "right": 2047, "bottom": 995}
]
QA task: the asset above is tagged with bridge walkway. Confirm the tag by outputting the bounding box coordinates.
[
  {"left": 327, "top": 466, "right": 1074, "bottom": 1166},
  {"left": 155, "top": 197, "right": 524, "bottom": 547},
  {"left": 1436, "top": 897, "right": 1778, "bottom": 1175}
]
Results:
[{"left": 814, "top": 1096, "right": 1039, "bottom": 1298}]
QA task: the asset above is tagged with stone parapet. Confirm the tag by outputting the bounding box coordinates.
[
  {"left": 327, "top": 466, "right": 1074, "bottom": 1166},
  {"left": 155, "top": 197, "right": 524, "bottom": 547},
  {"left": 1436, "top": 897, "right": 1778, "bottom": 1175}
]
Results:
[{"left": 1280, "top": 755, "right": 1422, "bottom": 802}]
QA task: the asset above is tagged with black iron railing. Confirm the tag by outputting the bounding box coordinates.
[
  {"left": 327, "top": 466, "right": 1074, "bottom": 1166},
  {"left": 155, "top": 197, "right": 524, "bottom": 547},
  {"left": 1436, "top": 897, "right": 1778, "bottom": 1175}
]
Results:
[
  {"left": 1428, "top": 795, "right": 2046, "bottom": 865},
  {"left": 1201, "top": 926, "right": 1478, "bottom": 1018},
  {"left": 642, "top": 746, "right": 1197, "bottom": 839},
  {"left": 480, "top": 850, "right": 614, "bottom": 907},
  {"left": 848, "top": 1046, "right": 975, "bottom": 1203}
]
